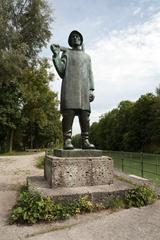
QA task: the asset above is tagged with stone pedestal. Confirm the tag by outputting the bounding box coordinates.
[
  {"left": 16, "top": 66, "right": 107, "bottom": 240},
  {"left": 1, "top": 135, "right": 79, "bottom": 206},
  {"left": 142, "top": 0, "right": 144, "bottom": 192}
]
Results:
[
  {"left": 44, "top": 149, "right": 113, "bottom": 188},
  {"left": 27, "top": 149, "right": 135, "bottom": 204}
]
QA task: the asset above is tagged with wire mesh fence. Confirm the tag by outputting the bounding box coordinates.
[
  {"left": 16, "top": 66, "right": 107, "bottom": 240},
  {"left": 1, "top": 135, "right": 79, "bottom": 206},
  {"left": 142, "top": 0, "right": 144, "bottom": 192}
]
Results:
[{"left": 103, "top": 150, "right": 160, "bottom": 182}]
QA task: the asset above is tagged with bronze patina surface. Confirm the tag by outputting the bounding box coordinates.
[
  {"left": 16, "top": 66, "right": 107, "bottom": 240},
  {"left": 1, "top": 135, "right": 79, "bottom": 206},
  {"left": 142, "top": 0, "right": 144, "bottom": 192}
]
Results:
[{"left": 51, "top": 30, "right": 95, "bottom": 150}]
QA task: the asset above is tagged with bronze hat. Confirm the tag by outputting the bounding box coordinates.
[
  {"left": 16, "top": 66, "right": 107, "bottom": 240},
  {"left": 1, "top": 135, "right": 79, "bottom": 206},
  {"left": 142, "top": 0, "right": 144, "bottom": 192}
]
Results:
[{"left": 68, "top": 30, "right": 83, "bottom": 47}]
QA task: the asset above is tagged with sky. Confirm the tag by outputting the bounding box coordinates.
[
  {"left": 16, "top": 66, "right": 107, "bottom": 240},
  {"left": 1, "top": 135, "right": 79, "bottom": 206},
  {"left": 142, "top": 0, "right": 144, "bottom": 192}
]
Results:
[{"left": 43, "top": 0, "right": 160, "bottom": 134}]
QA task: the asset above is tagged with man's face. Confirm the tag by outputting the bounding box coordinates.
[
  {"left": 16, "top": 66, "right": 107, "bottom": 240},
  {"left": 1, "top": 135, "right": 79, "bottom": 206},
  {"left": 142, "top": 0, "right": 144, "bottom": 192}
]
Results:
[{"left": 70, "top": 33, "right": 81, "bottom": 47}]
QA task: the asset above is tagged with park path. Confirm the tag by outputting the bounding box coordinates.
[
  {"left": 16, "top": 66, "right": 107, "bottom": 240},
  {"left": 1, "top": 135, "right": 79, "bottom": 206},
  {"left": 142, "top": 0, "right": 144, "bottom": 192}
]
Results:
[
  {"left": 29, "top": 200, "right": 160, "bottom": 240},
  {"left": 0, "top": 153, "right": 44, "bottom": 224},
  {"left": 0, "top": 153, "right": 160, "bottom": 240}
]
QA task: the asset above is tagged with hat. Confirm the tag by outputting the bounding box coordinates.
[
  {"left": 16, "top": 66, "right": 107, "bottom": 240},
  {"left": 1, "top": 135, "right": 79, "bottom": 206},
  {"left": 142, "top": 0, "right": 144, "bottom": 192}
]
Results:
[{"left": 68, "top": 30, "right": 83, "bottom": 47}]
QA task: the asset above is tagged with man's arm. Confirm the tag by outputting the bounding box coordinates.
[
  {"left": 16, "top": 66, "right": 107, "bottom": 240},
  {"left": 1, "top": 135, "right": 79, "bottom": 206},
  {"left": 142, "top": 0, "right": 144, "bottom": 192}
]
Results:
[
  {"left": 88, "top": 56, "right": 95, "bottom": 102},
  {"left": 51, "top": 45, "right": 66, "bottom": 78}
]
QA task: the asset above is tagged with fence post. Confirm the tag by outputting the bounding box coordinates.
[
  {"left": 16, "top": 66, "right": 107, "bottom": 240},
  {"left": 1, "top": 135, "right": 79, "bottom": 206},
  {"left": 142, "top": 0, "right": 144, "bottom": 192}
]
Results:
[{"left": 141, "top": 152, "right": 144, "bottom": 178}]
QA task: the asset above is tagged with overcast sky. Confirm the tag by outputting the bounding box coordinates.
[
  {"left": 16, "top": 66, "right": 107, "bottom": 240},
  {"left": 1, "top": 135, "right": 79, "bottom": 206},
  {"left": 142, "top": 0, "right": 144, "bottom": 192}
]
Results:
[{"left": 43, "top": 0, "right": 160, "bottom": 134}]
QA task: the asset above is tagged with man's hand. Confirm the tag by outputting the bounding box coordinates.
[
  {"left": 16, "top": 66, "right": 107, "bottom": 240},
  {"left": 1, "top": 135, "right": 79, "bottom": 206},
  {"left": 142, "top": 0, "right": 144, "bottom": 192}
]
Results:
[
  {"left": 50, "top": 44, "right": 60, "bottom": 58},
  {"left": 89, "top": 91, "right": 95, "bottom": 102}
]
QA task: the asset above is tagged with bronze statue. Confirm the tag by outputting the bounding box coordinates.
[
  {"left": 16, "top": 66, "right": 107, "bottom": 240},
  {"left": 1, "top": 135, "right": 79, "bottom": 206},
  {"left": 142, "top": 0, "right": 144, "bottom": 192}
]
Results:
[{"left": 51, "top": 30, "right": 95, "bottom": 150}]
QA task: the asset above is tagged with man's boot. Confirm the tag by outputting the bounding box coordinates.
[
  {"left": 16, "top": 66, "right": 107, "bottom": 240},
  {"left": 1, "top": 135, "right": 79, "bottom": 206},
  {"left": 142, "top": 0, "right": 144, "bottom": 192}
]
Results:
[
  {"left": 81, "top": 132, "right": 95, "bottom": 149},
  {"left": 62, "top": 110, "right": 75, "bottom": 150},
  {"left": 63, "top": 130, "right": 74, "bottom": 150},
  {"left": 79, "top": 111, "right": 95, "bottom": 149}
]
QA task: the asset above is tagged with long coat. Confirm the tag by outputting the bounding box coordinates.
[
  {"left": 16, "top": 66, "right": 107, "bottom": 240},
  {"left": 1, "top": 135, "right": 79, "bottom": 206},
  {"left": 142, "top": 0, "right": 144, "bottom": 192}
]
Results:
[{"left": 53, "top": 49, "right": 94, "bottom": 112}]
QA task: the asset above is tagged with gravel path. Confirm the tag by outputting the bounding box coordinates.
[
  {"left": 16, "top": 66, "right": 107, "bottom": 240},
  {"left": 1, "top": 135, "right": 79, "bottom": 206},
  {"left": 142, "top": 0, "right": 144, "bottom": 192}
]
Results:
[
  {"left": 0, "top": 153, "right": 43, "bottom": 225},
  {"left": 29, "top": 200, "right": 160, "bottom": 240},
  {"left": 0, "top": 153, "right": 160, "bottom": 240}
]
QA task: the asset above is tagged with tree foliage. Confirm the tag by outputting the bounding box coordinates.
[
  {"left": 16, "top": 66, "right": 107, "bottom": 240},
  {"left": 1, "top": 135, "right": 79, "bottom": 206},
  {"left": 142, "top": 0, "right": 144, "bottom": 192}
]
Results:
[
  {"left": 90, "top": 90, "right": 160, "bottom": 153},
  {"left": 20, "top": 59, "right": 62, "bottom": 149},
  {"left": 0, "top": 0, "right": 62, "bottom": 152}
]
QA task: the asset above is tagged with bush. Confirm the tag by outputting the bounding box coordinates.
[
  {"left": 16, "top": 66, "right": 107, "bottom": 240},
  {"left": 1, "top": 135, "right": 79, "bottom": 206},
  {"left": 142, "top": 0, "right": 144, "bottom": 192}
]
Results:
[
  {"left": 10, "top": 188, "right": 94, "bottom": 224},
  {"left": 10, "top": 186, "right": 56, "bottom": 224},
  {"left": 77, "top": 196, "right": 94, "bottom": 213},
  {"left": 125, "top": 185, "right": 157, "bottom": 208}
]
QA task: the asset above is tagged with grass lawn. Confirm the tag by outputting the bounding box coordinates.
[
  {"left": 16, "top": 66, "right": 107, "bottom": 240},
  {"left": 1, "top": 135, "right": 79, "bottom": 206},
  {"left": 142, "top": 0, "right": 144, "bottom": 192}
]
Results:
[{"left": 104, "top": 151, "right": 160, "bottom": 182}]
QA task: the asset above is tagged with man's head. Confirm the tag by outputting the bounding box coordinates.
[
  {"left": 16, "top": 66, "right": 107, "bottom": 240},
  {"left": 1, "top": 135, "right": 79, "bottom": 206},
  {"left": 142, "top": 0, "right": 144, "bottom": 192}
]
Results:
[{"left": 68, "top": 30, "right": 83, "bottom": 48}]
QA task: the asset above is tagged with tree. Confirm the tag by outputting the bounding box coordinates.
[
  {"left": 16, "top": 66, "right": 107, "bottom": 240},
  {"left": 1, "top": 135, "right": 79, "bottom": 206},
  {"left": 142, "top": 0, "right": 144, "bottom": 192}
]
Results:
[
  {"left": 90, "top": 101, "right": 133, "bottom": 150},
  {"left": 126, "top": 94, "right": 156, "bottom": 152},
  {"left": 89, "top": 92, "right": 160, "bottom": 153},
  {"left": 0, "top": 1, "right": 27, "bottom": 152},
  {"left": 114, "top": 101, "right": 134, "bottom": 150},
  {"left": 72, "top": 134, "right": 81, "bottom": 148},
  {"left": 89, "top": 122, "right": 101, "bottom": 149},
  {"left": 16, "top": 0, "right": 52, "bottom": 58},
  {"left": 20, "top": 59, "right": 62, "bottom": 149},
  {"left": 156, "top": 84, "right": 160, "bottom": 97},
  {"left": 0, "top": 0, "right": 53, "bottom": 152}
]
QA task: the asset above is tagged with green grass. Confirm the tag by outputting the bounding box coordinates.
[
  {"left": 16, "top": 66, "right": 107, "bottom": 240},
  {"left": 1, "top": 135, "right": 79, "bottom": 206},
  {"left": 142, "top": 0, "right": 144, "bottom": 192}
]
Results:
[
  {"left": 36, "top": 156, "right": 45, "bottom": 169},
  {"left": 104, "top": 151, "right": 160, "bottom": 182}
]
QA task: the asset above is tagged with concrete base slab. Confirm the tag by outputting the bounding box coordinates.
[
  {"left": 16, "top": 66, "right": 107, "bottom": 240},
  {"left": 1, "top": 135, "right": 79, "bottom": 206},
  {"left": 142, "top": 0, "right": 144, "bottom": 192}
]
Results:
[
  {"left": 54, "top": 149, "right": 103, "bottom": 157},
  {"left": 27, "top": 176, "right": 134, "bottom": 204}
]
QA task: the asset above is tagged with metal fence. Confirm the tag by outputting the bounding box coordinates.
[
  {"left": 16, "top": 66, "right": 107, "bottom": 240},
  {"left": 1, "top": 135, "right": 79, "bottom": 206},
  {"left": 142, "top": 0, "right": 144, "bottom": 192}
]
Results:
[{"left": 103, "top": 151, "right": 160, "bottom": 181}]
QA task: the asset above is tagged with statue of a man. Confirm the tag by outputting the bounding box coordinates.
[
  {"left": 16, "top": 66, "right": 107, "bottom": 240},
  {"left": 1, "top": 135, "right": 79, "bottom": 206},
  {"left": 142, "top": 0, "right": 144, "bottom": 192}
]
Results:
[{"left": 51, "top": 30, "right": 95, "bottom": 150}]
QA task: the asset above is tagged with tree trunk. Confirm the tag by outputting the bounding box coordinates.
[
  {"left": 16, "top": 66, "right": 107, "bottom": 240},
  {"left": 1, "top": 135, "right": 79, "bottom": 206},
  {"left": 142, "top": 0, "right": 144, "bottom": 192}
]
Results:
[{"left": 9, "top": 129, "right": 14, "bottom": 153}]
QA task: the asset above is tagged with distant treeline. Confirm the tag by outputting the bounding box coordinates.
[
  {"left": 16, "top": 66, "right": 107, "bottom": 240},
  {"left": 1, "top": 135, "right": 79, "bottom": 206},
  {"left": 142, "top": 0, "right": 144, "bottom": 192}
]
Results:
[{"left": 89, "top": 89, "right": 160, "bottom": 153}]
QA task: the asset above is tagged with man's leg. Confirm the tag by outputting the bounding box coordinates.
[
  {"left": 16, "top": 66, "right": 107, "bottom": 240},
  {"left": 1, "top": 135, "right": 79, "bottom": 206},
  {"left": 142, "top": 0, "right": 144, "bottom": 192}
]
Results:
[
  {"left": 78, "top": 110, "right": 95, "bottom": 149},
  {"left": 62, "top": 110, "right": 75, "bottom": 149}
]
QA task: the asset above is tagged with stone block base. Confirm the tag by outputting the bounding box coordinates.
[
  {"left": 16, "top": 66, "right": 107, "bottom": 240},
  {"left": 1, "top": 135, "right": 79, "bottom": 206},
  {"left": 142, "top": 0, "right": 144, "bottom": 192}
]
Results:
[
  {"left": 27, "top": 176, "right": 135, "bottom": 205},
  {"left": 44, "top": 155, "right": 113, "bottom": 188}
]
